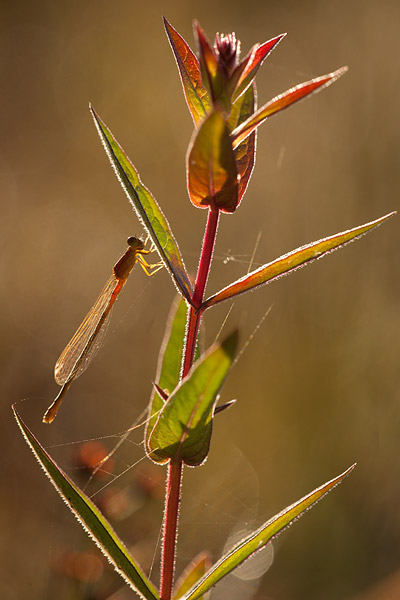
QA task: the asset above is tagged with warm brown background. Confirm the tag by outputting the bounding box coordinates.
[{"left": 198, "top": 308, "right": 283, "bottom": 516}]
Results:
[{"left": 2, "top": 1, "right": 399, "bottom": 599}]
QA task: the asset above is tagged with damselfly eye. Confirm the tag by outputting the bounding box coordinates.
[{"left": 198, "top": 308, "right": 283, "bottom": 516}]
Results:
[{"left": 127, "top": 236, "right": 144, "bottom": 250}]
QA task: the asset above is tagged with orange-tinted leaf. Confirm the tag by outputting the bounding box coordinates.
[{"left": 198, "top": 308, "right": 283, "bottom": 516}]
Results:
[
  {"left": 194, "top": 21, "right": 230, "bottom": 112},
  {"left": 187, "top": 109, "right": 238, "bottom": 213},
  {"left": 229, "top": 83, "right": 257, "bottom": 206},
  {"left": 232, "top": 34, "right": 286, "bottom": 102},
  {"left": 232, "top": 67, "right": 348, "bottom": 149},
  {"left": 163, "top": 17, "right": 210, "bottom": 126},
  {"left": 202, "top": 213, "right": 395, "bottom": 309},
  {"left": 235, "top": 131, "right": 256, "bottom": 206}
]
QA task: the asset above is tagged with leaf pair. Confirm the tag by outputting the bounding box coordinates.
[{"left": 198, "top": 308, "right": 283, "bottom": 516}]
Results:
[
  {"left": 145, "top": 297, "right": 237, "bottom": 466},
  {"left": 13, "top": 406, "right": 355, "bottom": 600},
  {"left": 91, "top": 105, "right": 395, "bottom": 313},
  {"left": 91, "top": 18, "right": 394, "bottom": 311}
]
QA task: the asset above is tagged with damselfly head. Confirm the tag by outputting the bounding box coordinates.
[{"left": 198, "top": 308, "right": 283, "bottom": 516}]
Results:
[{"left": 127, "top": 236, "right": 145, "bottom": 251}]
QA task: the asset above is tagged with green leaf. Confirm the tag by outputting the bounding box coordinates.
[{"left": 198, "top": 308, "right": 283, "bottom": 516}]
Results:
[
  {"left": 180, "top": 465, "right": 356, "bottom": 600},
  {"left": 231, "top": 33, "right": 286, "bottom": 103},
  {"left": 163, "top": 17, "right": 211, "bottom": 126},
  {"left": 232, "top": 67, "right": 348, "bottom": 150},
  {"left": 90, "top": 105, "right": 193, "bottom": 304},
  {"left": 145, "top": 297, "right": 188, "bottom": 451},
  {"left": 187, "top": 109, "right": 238, "bottom": 213},
  {"left": 147, "top": 330, "right": 238, "bottom": 466},
  {"left": 145, "top": 297, "right": 203, "bottom": 454},
  {"left": 228, "top": 83, "right": 257, "bottom": 206},
  {"left": 13, "top": 407, "right": 160, "bottom": 600},
  {"left": 173, "top": 552, "right": 211, "bottom": 600},
  {"left": 202, "top": 213, "right": 395, "bottom": 309},
  {"left": 228, "top": 81, "right": 256, "bottom": 131}
]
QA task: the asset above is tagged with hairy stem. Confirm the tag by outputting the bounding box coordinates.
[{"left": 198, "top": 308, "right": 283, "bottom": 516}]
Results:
[
  {"left": 160, "top": 459, "right": 183, "bottom": 600},
  {"left": 182, "top": 207, "right": 220, "bottom": 377},
  {"left": 159, "top": 206, "right": 220, "bottom": 599}
]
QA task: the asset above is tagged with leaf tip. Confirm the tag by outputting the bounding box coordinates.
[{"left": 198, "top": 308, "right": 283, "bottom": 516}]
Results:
[
  {"left": 334, "top": 65, "right": 349, "bottom": 79},
  {"left": 371, "top": 210, "right": 397, "bottom": 227},
  {"left": 275, "top": 32, "right": 287, "bottom": 45},
  {"left": 214, "top": 399, "right": 237, "bottom": 415},
  {"left": 334, "top": 463, "right": 356, "bottom": 485},
  {"left": 11, "top": 402, "right": 18, "bottom": 420},
  {"left": 89, "top": 103, "right": 98, "bottom": 120}
]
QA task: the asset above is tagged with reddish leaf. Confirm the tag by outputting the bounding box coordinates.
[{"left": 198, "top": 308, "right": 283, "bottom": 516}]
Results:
[
  {"left": 235, "top": 131, "right": 256, "bottom": 206},
  {"left": 232, "top": 33, "right": 286, "bottom": 102},
  {"left": 187, "top": 109, "right": 238, "bottom": 213},
  {"left": 194, "top": 21, "right": 230, "bottom": 112},
  {"left": 202, "top": 213, "right": 395, "bottom": 309},
  {"left": 232, "top": 67, "right": 348, "bottom": 149},
  {"left": 163, "top": 17, "right": 210, "bottom": 126},
  {"left": 229, "top": 83, "right": 257, "bottom": 205}
]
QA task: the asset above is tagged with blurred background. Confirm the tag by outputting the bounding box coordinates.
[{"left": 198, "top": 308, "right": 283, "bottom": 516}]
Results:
[{"left": 2, "top": 0, "right": 399, "bottom": 598}]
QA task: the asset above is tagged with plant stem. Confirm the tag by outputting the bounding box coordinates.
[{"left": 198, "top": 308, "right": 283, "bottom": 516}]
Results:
[
  {"left": 159, "top": 206, "right": 220, "bottom": 599},
  {"left": 160, "top": 459, "right": 183, "bottom": 600},
  {"left": 182, "top": 207, "right": 220, "bottom": 377}
]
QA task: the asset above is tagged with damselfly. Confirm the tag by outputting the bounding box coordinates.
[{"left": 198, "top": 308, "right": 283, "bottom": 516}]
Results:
[{"left": 43, "top": 237, "right": 161, "bottom": 423}]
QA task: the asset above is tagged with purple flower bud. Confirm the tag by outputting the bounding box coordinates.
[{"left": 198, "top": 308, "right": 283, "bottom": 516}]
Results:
[{"left": 214, "top": 32, "right": 240, "bottom": 78}]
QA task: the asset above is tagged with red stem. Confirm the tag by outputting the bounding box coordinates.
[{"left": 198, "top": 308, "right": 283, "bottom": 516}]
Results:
[
  {"left": 182, "top": 207, "right": 220, "bottom": 377},
  {"left": 159, "top": 459, "right": 183, "bottom": 600},
  {"left": 159, "top": 207, "right": 220, "bottom": 599},
  {"left": 193, "top": 206, "right": 220, "bottom": 306}
]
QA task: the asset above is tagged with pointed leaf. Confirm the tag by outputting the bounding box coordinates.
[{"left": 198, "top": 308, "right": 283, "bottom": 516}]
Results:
[
  {"left": 232, "top": 34, "right": 286, "bottom": 102},
  {"left": 173, "top": 552, "right": 211, "bottom": 600},
  {"left": 232, "top": 67, "right": 348, "bottom": 149},
  {"left": 90, "top": 105, "right": 193, "bottom": 304},
  {"left": 202, "top": 213, "right": 395, "bottom": 309},
  {"left": 181, "top": 465, "right": 355, "bottom": 600},
  {"left": 146, "top": 297, "right": 188, "bottom": 450},
  {"left": 13, "top": 407, "right": 160, "bottom": 600},
  {"left": 194, "top": 21, "right": 230, "bottom": 112},
  {"left": 187, "top": 109, "right": 238, "bottom": 213},
  {"left": 214, "top": 399, "right": 236, "bottom": 415},
  {"left": 163, "top": 17, "right": 211, "bottom": 126},
  {"left": 147, "top": 331, "right": 238, "bottom": 466},
  {"left": 228, "top": 83, "right": 257, "bottom": 205},
  {"left": 228, "top": 81, "right": 256, "bottom": 131},
  {"left": 146, "top": 297, "right": 203, "bottom": 452},
  {"left": 235, "top": 132, "right": 256, "bottom": 206}
]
